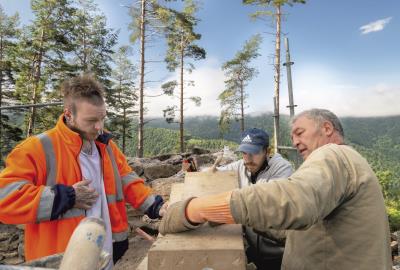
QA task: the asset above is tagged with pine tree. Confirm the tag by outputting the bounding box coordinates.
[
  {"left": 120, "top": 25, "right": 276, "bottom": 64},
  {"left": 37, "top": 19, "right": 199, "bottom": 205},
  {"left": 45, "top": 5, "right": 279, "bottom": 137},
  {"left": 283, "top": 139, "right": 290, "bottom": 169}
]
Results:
[
  {"left": 69, "top": 0, "right": 118, "bottom": 83},
  {"left": 243, "top": 0, "right": 306, "bottom": 152},
  {"left": 14, "top": 0, "right": 75, "bottom": 136},
  {"left": 129, "top": 0, "right": 173, "bottom": 157},
  {"left": 107, "top": 46, "right": 138, "bottom": 155},
  {"left": 218, "top": 34, "right": 261, "bottom": 133},
  {"left": 0, "top": 5, "right": 22, "bottom": 164},
  {"left": 162, "top": 0, "right": 205, "bottom": 153}
]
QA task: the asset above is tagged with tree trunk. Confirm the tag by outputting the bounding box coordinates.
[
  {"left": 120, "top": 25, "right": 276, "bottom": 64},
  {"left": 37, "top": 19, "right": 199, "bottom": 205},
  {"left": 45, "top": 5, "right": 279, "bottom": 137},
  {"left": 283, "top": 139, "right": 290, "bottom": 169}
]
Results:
[
  {"left": 272, "top": 5, "right": 281, "bottom": 153},
  {"left": 0, "top": 36, "right": 3, "bottom": 162},
  {"left": 123, "top": 109, "right": 126, "bottom": 154},
  {"left": 137, "top": 0, "right": 146, "bottom": 157},
  {"left": 240, "top": 79, "right": 245, "bottom": 132},
  {"left": 83, "top": 25, "right": 88, "bottom": 71},
  {"left": 179, "top": 37, "right": 184, "bottom": 153},
  {"left": 119, "top": 77, "right": 126, "bottom": 154},
  {"left": 27, "top": 28, "right": 44, "bottom": 137}
]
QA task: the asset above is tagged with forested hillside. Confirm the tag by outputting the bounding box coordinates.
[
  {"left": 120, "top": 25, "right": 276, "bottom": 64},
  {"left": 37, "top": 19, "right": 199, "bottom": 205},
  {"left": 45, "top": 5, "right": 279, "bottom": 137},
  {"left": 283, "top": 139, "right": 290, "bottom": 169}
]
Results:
[
  {"left": 146, "top": 114, "right": 400, "bottom": 175},
  {"left": 124, "top": 114, "right": 400, "bottom": 181}
]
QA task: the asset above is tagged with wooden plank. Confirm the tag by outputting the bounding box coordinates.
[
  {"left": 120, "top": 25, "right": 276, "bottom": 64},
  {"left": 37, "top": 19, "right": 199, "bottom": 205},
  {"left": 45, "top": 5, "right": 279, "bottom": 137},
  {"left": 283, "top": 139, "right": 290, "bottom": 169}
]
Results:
[
  {"left": 136, "top": 256, "right": 147, "bottom": 270},
  {"left": 147, "top": 171, "right": 246, "bottom": 270},
  {"left": 183, "top": 171, "right": 239, "bottom": 197},
  {"left": 168, "top": 183, "right": 184, "bottom": 204}
]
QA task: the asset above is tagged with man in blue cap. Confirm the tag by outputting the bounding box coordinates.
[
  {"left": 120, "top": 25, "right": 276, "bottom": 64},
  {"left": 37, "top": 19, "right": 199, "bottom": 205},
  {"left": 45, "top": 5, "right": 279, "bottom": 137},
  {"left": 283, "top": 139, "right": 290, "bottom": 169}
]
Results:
[
  {"left": 219, "top": 128, "right": 292, "bottom": 188},
  {"left": 217, "top": 128, "right": 293, "bottom": 270}
]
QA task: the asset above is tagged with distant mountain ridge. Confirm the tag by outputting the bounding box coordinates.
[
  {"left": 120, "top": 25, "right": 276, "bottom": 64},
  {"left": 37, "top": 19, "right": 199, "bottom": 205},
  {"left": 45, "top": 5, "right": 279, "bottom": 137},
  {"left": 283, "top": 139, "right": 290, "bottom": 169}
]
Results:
[{"left": 139, "top": 114, "right": 400, "bottom": 179}]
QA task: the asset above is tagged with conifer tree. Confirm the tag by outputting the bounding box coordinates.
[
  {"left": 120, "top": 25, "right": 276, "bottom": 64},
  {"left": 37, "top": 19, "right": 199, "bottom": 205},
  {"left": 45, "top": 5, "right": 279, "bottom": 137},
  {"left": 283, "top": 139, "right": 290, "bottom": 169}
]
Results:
[{"left": 218, "top": 34, "right": 261, "bottom": 133}]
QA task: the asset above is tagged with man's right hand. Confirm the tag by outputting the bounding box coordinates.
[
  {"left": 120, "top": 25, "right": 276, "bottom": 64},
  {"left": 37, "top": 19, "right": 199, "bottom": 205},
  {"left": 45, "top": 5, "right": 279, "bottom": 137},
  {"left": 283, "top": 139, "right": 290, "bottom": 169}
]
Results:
[
  {"left": 72, "top": 179, "right": 99, "bottom": 209},
  {"left": 158, "top": 198, "right": 201, "bottom": 235},
  {"left": 208, "top": 154, "right": 223, "bottom": 173}
]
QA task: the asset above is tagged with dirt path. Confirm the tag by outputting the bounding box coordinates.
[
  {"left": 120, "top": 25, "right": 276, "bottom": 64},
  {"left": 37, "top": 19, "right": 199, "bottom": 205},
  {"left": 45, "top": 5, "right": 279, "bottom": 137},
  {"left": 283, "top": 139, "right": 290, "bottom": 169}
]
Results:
[{"left": 114, "top": 235, "right": 152, "bottom": 270}]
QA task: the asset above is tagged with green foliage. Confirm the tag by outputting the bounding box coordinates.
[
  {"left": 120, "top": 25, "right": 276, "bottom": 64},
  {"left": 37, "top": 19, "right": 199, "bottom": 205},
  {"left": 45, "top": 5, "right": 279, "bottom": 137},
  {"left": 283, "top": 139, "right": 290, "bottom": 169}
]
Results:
[
  {"left": 0, "top": 5, "right": 20, "bottom": 85},
  {"left": 243, "top": 0, "right": 306, "bottom": 7},
  {"left": 374, "top": 168, "right": 400, "bottom": 230},
  {"left": 376, "top": 170, "right": 399, "bottom": 200},
  {"left": 162, "top": 0, "right": 205, "bottom": 72},
  {"left": 68, "top": 0, "right": 118, "bottom": 84},
  {"left": 186, "top": 138, "right": 238, "bottom": 152},
  {"left": 106, "top": 45, "right": 138, "bottom": 154},
  {"left": 129, "top": 0, "right": 169, "bottom": 44},
  {"left": 0, "top": 114, "right": 23, "bottom": 166},
  {"left": 386, "top": 200, "right": 400, "bottom": 231},
  {"left": 160, "top": 0, "right": 205, "bottom": 152},
  {"left": 161, "top": 80, "right": 178, "bottom": 96},
  {"left": 14, "top": 0, "right": 76, "bottom": 135},
  {"left": 0, "top": 5, "right": 21, "bottom": 163},
  {"left": 114, "top": 125, "right": 238, "bottom": 157},
  {"left": 219, "top": 34, "right": 262, "bottom": 134},
  {"left": 243, "top": 0, "right": 306, "bottom": 21}
]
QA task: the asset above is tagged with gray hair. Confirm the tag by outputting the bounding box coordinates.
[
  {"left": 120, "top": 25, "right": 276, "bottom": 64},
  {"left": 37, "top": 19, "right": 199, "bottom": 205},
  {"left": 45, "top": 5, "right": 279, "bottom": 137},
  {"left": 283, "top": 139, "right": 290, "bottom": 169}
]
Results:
[{"left": 291, "top": 109, "right": 345, "bottom": 138}]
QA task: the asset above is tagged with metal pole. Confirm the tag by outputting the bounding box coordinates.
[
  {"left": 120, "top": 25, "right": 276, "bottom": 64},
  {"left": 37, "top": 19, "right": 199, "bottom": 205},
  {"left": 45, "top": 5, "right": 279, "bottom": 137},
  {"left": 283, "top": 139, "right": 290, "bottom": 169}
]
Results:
[
  {"left": 0, "top": 102, "right": 63, "bottom": 111},
  {"left": 283, "top": 37, "right": 297, "bottom": 118}
]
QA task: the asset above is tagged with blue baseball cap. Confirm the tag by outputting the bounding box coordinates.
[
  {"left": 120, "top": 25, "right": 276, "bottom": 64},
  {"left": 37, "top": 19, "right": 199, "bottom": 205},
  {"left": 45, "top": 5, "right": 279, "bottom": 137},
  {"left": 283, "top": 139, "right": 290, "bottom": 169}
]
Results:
[{"left": 237, "top": 128, "right": 269, "bottom": 154}]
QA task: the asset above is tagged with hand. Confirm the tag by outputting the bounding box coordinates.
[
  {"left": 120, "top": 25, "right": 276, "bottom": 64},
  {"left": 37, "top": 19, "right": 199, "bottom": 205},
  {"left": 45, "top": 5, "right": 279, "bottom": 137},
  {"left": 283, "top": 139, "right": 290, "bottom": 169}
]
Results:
[
  {"left": 182, "top": 161, "right": 191, "bottom": 172},
  {"left": 158, "top": 198, "right": 201, "bottom": 235},
  {"left": 158, "top": 201, "right": 169, "bottom": 217},
  {"left": 208, "top": 154, "right": 223, "bottom": 173},
  {"left": 72, "top": 179, "right": 99, "bottom": 210}
]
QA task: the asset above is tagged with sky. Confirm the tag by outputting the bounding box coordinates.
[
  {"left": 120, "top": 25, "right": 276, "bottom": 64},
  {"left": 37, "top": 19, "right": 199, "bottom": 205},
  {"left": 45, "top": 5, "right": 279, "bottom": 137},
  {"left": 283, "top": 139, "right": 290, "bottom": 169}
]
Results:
[{"left": 1, "top": 0, "right": 400, "bottom": 118}]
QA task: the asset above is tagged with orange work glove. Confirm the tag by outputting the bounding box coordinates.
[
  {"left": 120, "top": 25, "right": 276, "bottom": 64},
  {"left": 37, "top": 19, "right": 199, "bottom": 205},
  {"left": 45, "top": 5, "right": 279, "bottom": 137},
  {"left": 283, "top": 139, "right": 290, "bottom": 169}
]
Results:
[{"left": 186, "top": 191, "right": 235, "bottom": 224}]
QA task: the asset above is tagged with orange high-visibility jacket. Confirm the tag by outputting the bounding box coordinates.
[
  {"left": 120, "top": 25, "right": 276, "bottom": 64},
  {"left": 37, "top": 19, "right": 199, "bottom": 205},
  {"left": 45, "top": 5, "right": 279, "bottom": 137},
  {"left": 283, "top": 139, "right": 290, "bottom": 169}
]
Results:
[{"left": 0, "top": 115, "right": 158, "bottom": 261}]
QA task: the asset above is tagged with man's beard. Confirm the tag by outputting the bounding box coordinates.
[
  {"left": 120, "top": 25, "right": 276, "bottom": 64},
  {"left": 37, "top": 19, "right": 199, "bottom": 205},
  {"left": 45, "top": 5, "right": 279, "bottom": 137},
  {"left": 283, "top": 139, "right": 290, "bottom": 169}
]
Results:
[
  {"left": 69, "top": 124, "right": 84, "bottom": 137},
  {"left": 67, "top": 122, "right": 98, "bottom": 140},
  {"left": 244, "top": 162, "right": 256, "bottom": 167}
]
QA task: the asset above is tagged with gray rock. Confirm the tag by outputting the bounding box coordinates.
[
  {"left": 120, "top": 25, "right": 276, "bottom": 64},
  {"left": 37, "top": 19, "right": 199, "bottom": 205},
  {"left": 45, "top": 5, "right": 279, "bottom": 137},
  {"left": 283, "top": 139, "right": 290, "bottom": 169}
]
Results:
[
  {"left": 195, "top": 154, "right": 217, "bottom": 167},
  {"left": 18, "top": 242, "right": 24, "bottom": 259},
  {"left": 191, "top": 147, "right": 210, "bottom": 155},
  {"left": 3, "top": 251, "right": 18, "bottom": 259},
  {"left": 0, "top": 224, "right": 24, "bottom": 265},
  {"left": 143, "top": 163, "right": 181, "bottom": 181},
  {"left": 0, "top": 241, "right": 8, "bottom": 252},
  {"left": 151, "top": 154, "right": 174, "bottom": 162},
  {"left": 3, "top": 255, "right": 24, "bottom": 265},
  {"left": 164, "top": 155, "right": 183, "bottom": 165},
  {"left": 126, "top": 157, "right": 149, "bottom": 176},
  {"left": 151, "top": 177, "right": 184, "bottom": 200}
]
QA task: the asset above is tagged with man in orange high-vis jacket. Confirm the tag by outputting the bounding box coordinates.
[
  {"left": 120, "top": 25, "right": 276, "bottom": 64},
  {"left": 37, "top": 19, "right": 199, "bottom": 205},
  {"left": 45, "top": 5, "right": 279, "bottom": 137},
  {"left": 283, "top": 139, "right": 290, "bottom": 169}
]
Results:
[{"left": 0, "top": 75, "right": 165, "bottom": 268}]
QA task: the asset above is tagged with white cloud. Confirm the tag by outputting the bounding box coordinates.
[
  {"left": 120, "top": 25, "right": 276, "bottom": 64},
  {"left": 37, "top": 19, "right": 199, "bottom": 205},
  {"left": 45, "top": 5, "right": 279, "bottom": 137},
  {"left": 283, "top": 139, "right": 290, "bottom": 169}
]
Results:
[
  {"left": 283, "top": 65, "right": 400, "bottom": 117},
  {"left": 144, "top": 58, "right": 225, "bottom": 118},
  {"left": 144, "top": 62, "right": 400, "bottom": 119},
  {"left": 360, "top": 17, "right": 392, "bottom": 35}
]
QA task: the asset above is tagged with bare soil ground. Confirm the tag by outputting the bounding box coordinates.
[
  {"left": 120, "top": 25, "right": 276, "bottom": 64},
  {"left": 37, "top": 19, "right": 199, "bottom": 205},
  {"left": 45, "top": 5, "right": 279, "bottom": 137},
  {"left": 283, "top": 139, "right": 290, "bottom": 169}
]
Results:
[{"left": 114, "top": 235, "right": 152, "bottom": 270}]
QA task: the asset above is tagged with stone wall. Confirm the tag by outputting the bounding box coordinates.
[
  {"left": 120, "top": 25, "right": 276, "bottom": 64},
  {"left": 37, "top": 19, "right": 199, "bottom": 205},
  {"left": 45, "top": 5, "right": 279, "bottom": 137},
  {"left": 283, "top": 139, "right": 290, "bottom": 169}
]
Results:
[{"left": 0, "top": 224, "right": 24, "bottom": 264}]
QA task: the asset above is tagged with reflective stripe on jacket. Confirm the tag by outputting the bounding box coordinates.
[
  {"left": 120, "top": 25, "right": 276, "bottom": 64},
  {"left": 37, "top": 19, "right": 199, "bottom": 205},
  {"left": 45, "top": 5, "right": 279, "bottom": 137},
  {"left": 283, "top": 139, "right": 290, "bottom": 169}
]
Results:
[{"left": 0, "top": 114, "right": 155, "bottom": 261}]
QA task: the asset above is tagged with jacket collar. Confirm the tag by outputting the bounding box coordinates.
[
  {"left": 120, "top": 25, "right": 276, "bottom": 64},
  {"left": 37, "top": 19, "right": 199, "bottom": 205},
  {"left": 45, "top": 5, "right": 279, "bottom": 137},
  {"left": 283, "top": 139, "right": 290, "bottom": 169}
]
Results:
[
  {"left": 249, "top": 158, "right": 270, "bottom": 184},
  {"left": 55, "top": 114, "right": 113, "bottom": 147}
]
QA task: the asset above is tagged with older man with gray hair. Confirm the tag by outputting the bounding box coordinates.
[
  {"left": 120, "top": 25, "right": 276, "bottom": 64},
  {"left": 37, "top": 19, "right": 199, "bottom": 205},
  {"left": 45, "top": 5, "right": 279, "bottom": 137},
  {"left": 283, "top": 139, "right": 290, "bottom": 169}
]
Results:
[{"left": 160, "top": 108, "right": 392, "bottom": 270}]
